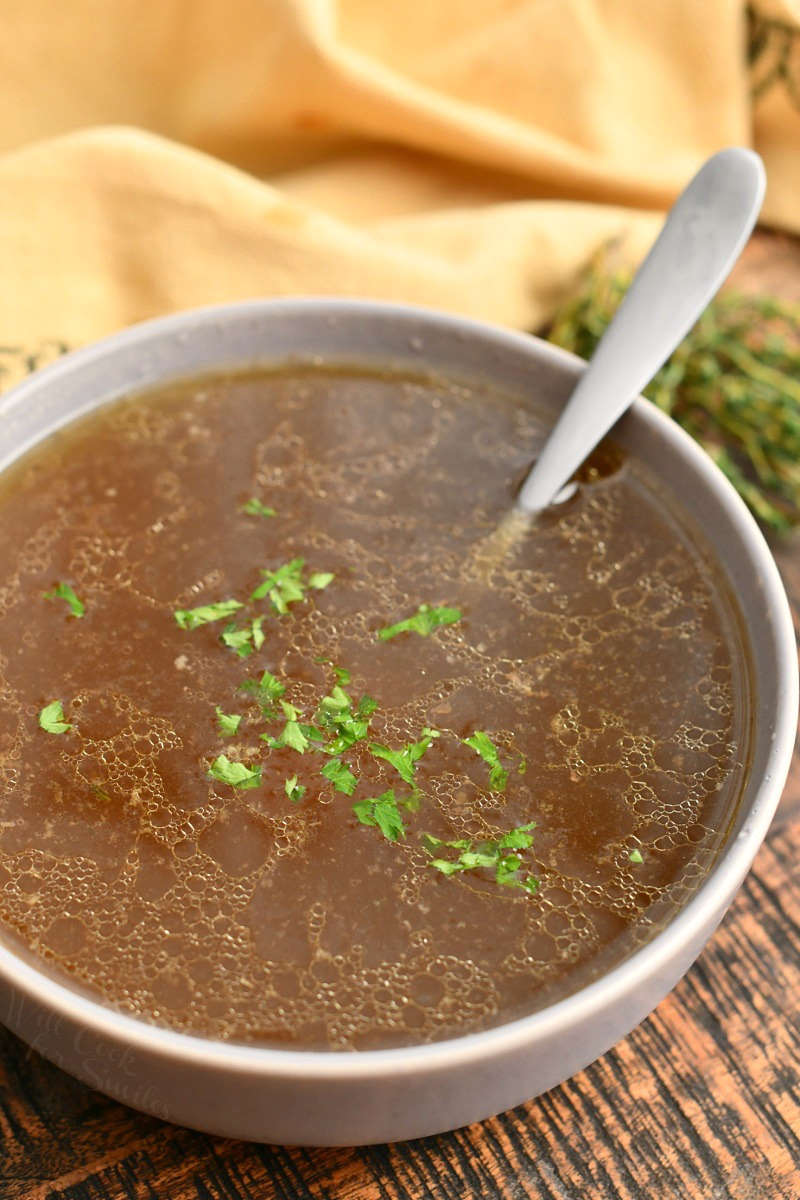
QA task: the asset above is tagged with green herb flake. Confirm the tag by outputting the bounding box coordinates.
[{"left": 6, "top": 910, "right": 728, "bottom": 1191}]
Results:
[
  {"left": 495, "top": 853, "right": 524, "bottom": 887},
  {"left": 320, "top": 757, "right": 358, "bottom": 795},
  {"left": 369, "top": 728, "right": 439, "bottom": 785},
  {"left": 250, "top": 558, "right": 306, "bottom": 612},
  {"left": 422, "top": 822, "right": 538, "bottom": 894},
  {"left": 263, "top": 717, "right": 310, "bottom": 754},
  {"left": 174, "top": 598, "right": 243, "bottom": 630},
  {"left": 285, "top": 775, "right": 306, "bottom": 803},
  {"left": 323, "top": 717, "right": 370, "bottom": 755},
  {"left": 463, "top": 730, "right": 509, "bottom": 792},
  {"left": 298, "top": 723, "right": 327, "bottom": 744},
  {"left": 38, "top": 699, "right": 72, "bottom": 735},
  {"left": 239, "top": 670, "right": 286, "bottom": 716},
  {"left": 221, "top": 615, "right": 266, "bottom": 658},
  {"left": 629, "top": 848, "right": 644, "bottom": 865},
  {"left": 312, "top": 684, "right": 377, "bottom": 756},
  {"left": 421, "top": 832, "right": 470, "bottom": 854},
  {"left": 251, "top": 559, "right": 335, "bottom": 614},
  {"left": 490, "top": 764, "right": 509, "bottom": 791},
  {"left": 427, "top": 856, "right": 462, "bottom": 876},
  {"left": 241, "top": 498, "right": 276, "bottom": 518},
  {"left": 496, "top": 825, "right": 536, "bottom": 851},
  {"left": 319, "top": 685, "right": 350, "bottom": 714},
  {"left": 353, "top": 789, "right": 411, "bottom": 842},
  {"left": 283, "top": 722, "right": 309, "bottom": 753},
  {"left": 44, "top": 581, "right": 85, "bottom": 619},
  {"left": 377, "top": 603, "right": 461, "bottom": 641},
  {"left": 220, "top": 625, "right": 251, "bottom": 657},
  {"left": 262, "top": 700, "right": 310, "bottom": 753},
  {"left": 208, "top": 754, "right": 262, "bottom": 790},
  {"left": 368, "top": 746, "right": 410, "bottom": 784},
  {"left": 215, "top": 707, "right": 242, "bottom": 737}
]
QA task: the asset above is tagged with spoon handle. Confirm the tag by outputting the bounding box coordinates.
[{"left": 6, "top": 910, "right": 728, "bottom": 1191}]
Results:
[{"left": 516, "top": 147, "right": 766, "bottom": 514}]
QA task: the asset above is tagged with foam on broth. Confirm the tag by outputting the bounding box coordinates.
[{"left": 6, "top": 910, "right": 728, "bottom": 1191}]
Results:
[{"left": 0, "top": 366, "right": 750, "bottom": 1049}]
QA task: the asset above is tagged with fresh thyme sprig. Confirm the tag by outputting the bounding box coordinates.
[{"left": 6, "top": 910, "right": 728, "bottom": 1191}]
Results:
[{"left": 547, "top": 264, "right": 800, "bottom": 531}]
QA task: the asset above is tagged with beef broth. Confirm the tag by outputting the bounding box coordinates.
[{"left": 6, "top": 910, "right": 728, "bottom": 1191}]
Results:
[{"left": 0, "top": 366, "right": 750, "bottom": 1049}]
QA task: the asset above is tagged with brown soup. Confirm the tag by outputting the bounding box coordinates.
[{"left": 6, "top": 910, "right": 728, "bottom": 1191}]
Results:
[{"left": 0, "top": 366, "right": 750, "bottom": 1049}]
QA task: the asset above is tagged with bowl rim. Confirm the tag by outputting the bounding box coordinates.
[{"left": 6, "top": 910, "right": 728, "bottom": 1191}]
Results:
[{"left": 0, "top": 296, "right": 795, "bottom": 1080}]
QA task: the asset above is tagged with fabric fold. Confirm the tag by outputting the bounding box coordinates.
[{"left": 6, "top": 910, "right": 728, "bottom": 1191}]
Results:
[{"left": 0, "top": 1, "right": 795, "bottom": 349}]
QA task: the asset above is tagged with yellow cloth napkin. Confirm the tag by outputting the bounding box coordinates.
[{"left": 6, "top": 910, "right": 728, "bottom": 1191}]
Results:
[{"left": 0, "top": 0, "right": 797, "bottom": 359}]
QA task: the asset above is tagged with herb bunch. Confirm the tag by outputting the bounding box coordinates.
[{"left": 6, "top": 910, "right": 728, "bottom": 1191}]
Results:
[{"left": 547, "top": 264, "right": 800, "bottom": 531}]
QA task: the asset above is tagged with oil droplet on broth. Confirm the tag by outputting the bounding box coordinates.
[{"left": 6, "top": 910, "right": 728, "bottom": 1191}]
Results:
[{"left": 0, "top": 366, "right": 750, "bottom": 1049}]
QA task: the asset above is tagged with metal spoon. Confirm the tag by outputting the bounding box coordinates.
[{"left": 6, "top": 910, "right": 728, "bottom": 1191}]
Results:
[{"left": 516, "top": 147, "right": 766, "bottom": 515}]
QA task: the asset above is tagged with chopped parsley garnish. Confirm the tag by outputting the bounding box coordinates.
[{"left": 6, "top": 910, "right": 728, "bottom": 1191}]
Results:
[
  {"left": 174, "top": 598, "right": 243, "bottom": 630},
  {"left": 252, "top": 557, "right": 304, "bottom": 611},
  {"left": 369, "top": 728, "right": 439, "bottom": 785},
  {"left": 308, "top": 571, "right": 335, "bottom": 590},
  {"left": 241, "top": 498, "right": 276, "bottom": 518},
  {"left": 173, "top": 550, "right": 538, "bottom": 886},
  {"left": 318, "top": 685, "right": 350, "bottom": 715},
  {"left": 422, "top": 822, "right": 538, "bottom": 894},
  {"left": 314, "top": 684, "right": 377, "bottom": 755},
  {"left": 285, "top": 775, "right": 306, "bottom": 803},
  {"left": 208, "top": 754, "right": 262, "bottom": 790},
  {"left": 629, "top": 848, "right": 644, "bottom": 865},
  {"left": 38, "top": 699, "right": 72, "bottom": 735},
  {"left": 249, "top": 618, "right": 266, "bottom": 653},
  {"left": 221, "top": 626, "right": 251, "bottom": 657},
  {"left": 298, "top": 723, "right": 327, "bottom": 745},
  {"left": 283, "top": 722, "right": 310, "bottom": 753},
  {"left": 239, "top": 670, "right": 285, "bottom": 716},
  {"left": 323, "top": 723, "right": 369, "bottom": 757},
  {"left": 262, "top": 701, "right": 311, "bottom": 753},
  {"left": 215, "top": 707, "right": 242, "bottom": 737},
  {"left": 353, "top": 789, "right": 415, "bottom": 841},
  {"left": 377, "top": 603, "right": 461, "bottom": 641},
  {"left": 221, "top": 616, "right": 266, "bottom": 658},
  {"left": 251, "top": 558, "right": 334, "bottom": 614},
  {"left": 263, "top": 722, "right": 309, "bottom": 754},
  {"left": 320, "top": 757, "right": 358, "bottom": 795},
  {"left": 44, "top": 581, "right": 85, "bottom": 619},
  {"left": 463, "top": 731, "right": 509, "bottom": 792}
]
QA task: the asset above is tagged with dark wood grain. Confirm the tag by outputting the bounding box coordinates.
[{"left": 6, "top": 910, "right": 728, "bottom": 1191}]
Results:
[
  {"left": 0, "top": 231, "right": 798, "bottom": 1200},
  {"left": 0, "top": 818, "right": 797, "bottom": 1200}
]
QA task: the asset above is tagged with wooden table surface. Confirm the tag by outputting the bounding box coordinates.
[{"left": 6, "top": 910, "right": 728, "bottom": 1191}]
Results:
[{"left": 1, "top": 233, "right": 799, "bottom": 1200}]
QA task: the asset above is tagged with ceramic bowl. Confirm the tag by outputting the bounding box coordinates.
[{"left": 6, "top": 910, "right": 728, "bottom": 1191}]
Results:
[{"left": 0, "top": 299, "right": 795, "bottom": 1145}]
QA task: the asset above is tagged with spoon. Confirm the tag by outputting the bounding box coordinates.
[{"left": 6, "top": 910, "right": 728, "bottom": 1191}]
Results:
[{"left": 516, "top": 147, "right": 766, "bottom": 515}]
